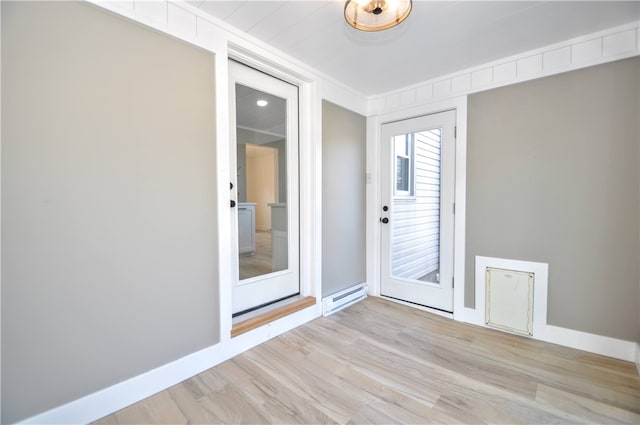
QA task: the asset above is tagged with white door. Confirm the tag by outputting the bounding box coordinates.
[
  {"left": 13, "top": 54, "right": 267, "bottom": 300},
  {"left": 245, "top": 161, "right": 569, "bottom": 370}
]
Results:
[
  {"left": 229, "top": 60, "right": 299, "bottom": 315},
  {"left": 380, "top": 110, "right": 456, "bottom": 312}
]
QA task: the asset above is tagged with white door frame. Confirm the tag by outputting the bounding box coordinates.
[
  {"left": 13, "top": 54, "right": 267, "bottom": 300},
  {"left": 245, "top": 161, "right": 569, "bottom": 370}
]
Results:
[
  {"left": 217, "top": 44, "right": 322, "bottom": 340},
  {"left": 366, "top": 96, "right": 469, "bottom": 321}
]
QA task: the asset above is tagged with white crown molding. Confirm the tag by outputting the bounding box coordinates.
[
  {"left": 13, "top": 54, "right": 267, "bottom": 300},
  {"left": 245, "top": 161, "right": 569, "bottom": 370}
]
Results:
[
  {"left": 367, "top": 21, "right": 640, "bottom": 116},
  {"left": 93, "top": 0, "right": 639, "bottom": 118}
]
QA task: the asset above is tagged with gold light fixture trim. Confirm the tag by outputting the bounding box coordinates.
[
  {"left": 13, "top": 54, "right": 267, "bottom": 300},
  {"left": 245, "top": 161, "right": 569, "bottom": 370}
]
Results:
[{"left": 344, "top": 0, "right": 412, "bottom": 32}]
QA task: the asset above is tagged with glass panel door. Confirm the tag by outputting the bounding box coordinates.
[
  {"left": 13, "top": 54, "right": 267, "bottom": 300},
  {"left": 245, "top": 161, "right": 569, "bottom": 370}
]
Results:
[
  {"left": 380, "top": 110, "right": 456, "bottom": 312},
  {"left": 229, "top": 61, "right": 299, "bottom": 316}
]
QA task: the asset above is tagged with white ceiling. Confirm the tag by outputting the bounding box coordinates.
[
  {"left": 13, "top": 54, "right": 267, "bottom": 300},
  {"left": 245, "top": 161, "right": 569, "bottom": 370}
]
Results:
[
  {"left": 236, "top": 83, "right": 286, "bottom": 145},
  {"left": 190, "top": 1, "right": 640, "bottom": 95}
]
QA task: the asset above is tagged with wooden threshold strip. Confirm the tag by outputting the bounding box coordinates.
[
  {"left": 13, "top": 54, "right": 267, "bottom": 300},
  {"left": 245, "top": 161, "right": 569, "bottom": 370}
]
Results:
[{"left": 231, "top": 296, "right": 316, "bottom": 338}]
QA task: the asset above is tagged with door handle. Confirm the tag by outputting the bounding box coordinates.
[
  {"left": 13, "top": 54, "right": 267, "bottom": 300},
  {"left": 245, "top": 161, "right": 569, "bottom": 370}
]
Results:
[
  {"left": 230, "top": 200, "right": 236, "bottom": 208},
  {"left": 380, "top": 217, "right": 389, "bottom": 224}
]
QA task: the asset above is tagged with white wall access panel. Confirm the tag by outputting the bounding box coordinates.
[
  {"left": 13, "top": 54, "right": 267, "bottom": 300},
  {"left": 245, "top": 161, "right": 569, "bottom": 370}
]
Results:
[{"left": 485, "top": 267, "right": 534, "bottom": 336}]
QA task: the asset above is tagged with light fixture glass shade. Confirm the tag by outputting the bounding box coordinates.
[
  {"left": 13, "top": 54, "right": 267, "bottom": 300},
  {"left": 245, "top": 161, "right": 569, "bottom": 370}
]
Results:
[{"left": 344, "top": 0, "right": 412, "bottom": 32}]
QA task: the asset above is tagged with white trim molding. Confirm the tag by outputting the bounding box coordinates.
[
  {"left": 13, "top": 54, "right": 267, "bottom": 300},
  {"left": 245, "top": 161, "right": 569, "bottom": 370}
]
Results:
[
  {"left": 535, "top": 325, "right": 637, "bottom": 364},
  {"left": 19, "top": 304, "right": 321, "bottom": 425},
  {"left": 636, "top": 343, "right": 640, "bottom": 375},
  {"left": 368, "top": 21, "right": 640, "bottom": 116},
  {"left": 471, "top": 256, "right": 636, "bottom": 362}
]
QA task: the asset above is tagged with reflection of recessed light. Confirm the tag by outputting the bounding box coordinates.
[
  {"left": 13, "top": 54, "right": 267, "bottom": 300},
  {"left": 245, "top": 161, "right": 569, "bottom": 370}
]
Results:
[{"left": 256, "top": 99, "right": 268, "bottom": 107}]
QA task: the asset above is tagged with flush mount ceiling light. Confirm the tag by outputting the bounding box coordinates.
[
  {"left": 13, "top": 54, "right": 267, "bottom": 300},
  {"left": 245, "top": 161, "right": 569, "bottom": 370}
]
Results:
[
  {"left": 344, "top": 0, "right": 412, "bottom": 32},
  {"left": 256, "top": 99, "right": 268, "bottom": 107}
]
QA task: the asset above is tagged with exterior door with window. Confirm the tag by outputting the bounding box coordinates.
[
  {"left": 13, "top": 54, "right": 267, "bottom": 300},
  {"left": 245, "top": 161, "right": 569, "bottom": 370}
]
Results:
[
  {"left": 380, "top": 110, "right": 456, "bottom": 312},
  {"left": 229, "top": 60, "right": 300, "bottom": 316}
]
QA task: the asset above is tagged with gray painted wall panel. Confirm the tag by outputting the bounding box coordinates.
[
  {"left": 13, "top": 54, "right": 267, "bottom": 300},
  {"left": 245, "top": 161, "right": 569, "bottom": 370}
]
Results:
[
  {"left": 466, "top": 58, "right": 639, "bottom": 341},
  {"left": 1, "top": 2, "right": 218, "bottom": 422},
  {"left": 322, "top": 101, "right": 366, "bottom": 297}
]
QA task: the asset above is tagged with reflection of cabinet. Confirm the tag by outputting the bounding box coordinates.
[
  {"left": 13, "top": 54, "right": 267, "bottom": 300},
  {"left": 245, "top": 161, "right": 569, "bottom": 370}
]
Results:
[{"left": 238, "top": 203, "right": 256, "bottom": 256}]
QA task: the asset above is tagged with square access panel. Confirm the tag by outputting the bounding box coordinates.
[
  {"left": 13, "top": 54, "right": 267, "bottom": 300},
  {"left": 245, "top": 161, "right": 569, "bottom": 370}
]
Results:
[{"left": 485, "top": 267, "right": 534, "bottom": 336}]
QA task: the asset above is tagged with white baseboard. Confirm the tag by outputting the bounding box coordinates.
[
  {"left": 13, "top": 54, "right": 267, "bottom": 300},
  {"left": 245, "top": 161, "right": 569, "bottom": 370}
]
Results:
[
  {"left": 459, "top": 307, "right": 636, "bottom": 362},
  {"left": 19, "top": 304, "right": 320, "bottom": 425},
  {"left": 535, "top": 325, "right": 637, "bottom": 362}
]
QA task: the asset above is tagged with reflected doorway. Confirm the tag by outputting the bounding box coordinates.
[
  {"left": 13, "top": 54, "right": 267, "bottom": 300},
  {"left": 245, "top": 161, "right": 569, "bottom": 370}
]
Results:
[{"left": 238, "top": 144, "right": 286, "bottom": 280}]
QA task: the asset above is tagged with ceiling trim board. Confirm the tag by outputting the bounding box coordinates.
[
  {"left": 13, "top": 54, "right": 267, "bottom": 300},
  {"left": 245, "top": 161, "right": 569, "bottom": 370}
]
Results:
[{"left": 367, "top": 21, "right": 640, "bottom": 116}]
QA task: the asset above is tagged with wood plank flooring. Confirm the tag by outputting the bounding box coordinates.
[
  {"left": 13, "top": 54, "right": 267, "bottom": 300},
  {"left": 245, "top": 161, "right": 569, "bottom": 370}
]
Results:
[
  {"left": 239, "top": 231, "right": 272, "bottom": 280},
  {"left": 95, "top": 297, "right": 640, "bottom": 424}
]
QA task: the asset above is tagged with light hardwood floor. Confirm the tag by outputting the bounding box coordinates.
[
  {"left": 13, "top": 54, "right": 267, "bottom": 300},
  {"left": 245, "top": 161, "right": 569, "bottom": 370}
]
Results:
[
  {"left": 239, "top": 231, "right": 272, "bottom": 280},
  {"left": 95, "top": 297, "right": 640, "bottom": 424}
]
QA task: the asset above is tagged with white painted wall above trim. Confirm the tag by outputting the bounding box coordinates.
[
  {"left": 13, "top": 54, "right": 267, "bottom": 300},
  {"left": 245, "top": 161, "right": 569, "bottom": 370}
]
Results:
[{"left": 367, "top": 21, "right": 640, "bottom": 116}]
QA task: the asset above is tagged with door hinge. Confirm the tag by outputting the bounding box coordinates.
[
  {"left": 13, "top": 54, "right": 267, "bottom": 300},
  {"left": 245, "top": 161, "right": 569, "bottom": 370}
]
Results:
[
  {"left": 452, "top": 277, "right": 455, "bottom": 288},
  {"left": 453, "top": 202, "right": 456, "bottom": 214},
  {"left": 454, "top": 126, "right": 457, "bottom": 138}
]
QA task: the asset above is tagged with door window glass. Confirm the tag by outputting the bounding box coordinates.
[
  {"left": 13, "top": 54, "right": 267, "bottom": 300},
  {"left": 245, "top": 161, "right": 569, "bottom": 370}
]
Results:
[
  {"left": 391, "top": 128, "right": 442, "bottom": 284},
  {"left": 235, "top": 84, "right": 288, "bottom": 280}
]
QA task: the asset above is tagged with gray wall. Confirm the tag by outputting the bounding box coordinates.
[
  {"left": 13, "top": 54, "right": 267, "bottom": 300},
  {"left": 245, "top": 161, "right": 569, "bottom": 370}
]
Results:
[
  {"left": 466, "top": 57, "right": 639, "bottom": 341},
  {"left": 322, "top": 101, "right": 366, "bottom": 297},
  {"left": 2, "top": 2, "right": 218, "bottom": 422}
]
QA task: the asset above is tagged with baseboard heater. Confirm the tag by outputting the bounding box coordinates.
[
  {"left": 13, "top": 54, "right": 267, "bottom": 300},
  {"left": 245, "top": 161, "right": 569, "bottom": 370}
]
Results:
[{"left": 322, "top": 283, "right": 368, "bottom": 317}]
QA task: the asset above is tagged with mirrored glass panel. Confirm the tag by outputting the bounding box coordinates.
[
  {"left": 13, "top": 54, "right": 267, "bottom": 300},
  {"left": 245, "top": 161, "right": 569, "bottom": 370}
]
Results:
[
  {"left": 391, "top": 128, "right": 442, "bottom": 284},
  {"left": 235, "top": 84, "right": 288, "bottom": 280}
]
